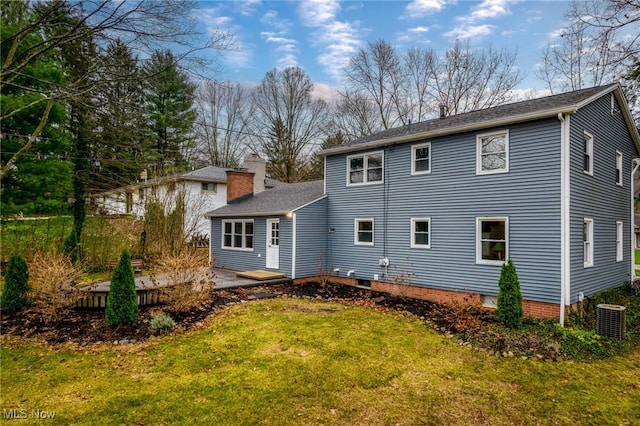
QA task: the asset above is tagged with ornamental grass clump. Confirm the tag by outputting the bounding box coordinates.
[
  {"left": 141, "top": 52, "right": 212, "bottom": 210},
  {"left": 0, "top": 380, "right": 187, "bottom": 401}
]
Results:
[
  {"left": 105, "top": 251, "right": 138, "bottom": 326},
  {"left": 496, "top": 258, "right": 523, "bottom": 329},
  {"left": 0, "top": 256, "right": 31, "bottom": 314}
]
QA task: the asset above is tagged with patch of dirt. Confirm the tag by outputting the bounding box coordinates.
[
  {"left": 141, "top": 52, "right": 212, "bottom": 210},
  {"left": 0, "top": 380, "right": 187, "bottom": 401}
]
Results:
[{"left": 0, "top": 282, "right": 561, "bottom": 359}]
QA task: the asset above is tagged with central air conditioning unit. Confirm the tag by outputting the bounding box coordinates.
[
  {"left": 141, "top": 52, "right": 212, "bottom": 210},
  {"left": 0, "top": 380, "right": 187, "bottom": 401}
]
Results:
[{"left": 596, "top": 304, "right": 626, "bottom": 340}]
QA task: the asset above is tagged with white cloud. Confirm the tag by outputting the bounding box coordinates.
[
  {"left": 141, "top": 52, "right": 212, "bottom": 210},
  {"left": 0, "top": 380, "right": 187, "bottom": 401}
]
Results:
[
  {"left": 445, "top": 24, "right": 494, "bottom": 39},
  {"left": 404, "top": 0, "right": 447, "bottom": 19},
  {"left": 298, "top": 0, "right": 340, "bottom": 26},
  {"left": 239, "top": 0, "right": 262, "bottom": 16},
  {"left": 471, "top": 0, "right": 518, "bottom": 20},
  {"left": 409, "top": 26, "right": 430, "bottom": 33},
  {"left": 444, "top": 0, "right": 518, "bottom": 40},
  {"left": 260, "top": 10, "right": 291, "bottom": 33},
  {"left": 259, "top": 11, "right": 298, "bottom": 70},
  {"left": 297, "top": 3, "right": 364, "bottom": 82},
  {"left": 199, "top": 7, "right": 233, "bottom": 28}
]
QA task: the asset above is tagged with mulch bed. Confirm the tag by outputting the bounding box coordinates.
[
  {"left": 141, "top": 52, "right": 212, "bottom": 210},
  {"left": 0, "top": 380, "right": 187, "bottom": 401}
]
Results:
[{"left": 0, "top": 282, "right": 562, "bottom": 359}]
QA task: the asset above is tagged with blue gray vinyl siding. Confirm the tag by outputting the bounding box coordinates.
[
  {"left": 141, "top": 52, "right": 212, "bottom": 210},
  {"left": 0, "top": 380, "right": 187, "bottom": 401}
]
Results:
[
  {"left": 210, "top": 216, "right": 293, "bottom": 276},
  {"left": 293, "top": 197, "right": 328, "bottom": 278},
  {"left": 569, "top": 93, "right": 637, "bottom": 300},
  {"left": 326, "top": 118, "right": 563, "bottom": 303}
]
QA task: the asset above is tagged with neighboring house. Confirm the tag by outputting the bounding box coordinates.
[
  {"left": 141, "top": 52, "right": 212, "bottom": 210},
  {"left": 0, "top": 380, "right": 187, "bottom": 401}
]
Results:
[
  {"left": 91, "top": 155, "right": 274, "bottom": 238},
  {"left": 207, "top": 84, "right": 640, "bottom": 321}
]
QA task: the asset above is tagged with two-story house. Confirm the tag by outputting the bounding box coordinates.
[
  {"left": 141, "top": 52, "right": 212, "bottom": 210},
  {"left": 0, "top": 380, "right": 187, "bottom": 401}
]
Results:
[
  {"left": 91, "top": 154, "right": 274, "bottom": 238},
  {"left": 207, "top": 84, "right": 640, "bottom": 321}
]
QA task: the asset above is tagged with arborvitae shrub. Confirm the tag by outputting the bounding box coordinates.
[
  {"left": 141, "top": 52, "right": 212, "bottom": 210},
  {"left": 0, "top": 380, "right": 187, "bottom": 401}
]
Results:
[
  {"left": 496, "top": 258, "right": 523, "bottom": 329},
  {"left": 105, "top": 251, "right": 138, "bottom": 326},
  {"left": 0, "top": 256, "right": 31, "bottom": 314}
]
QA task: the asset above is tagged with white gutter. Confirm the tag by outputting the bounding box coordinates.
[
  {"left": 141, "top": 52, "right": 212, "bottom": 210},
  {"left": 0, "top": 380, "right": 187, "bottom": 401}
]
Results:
[
  {"left": 291, "top": 212, "right": 297, "bottom": 279},
  {"left": 559, "top": 113, "right": 571, "bottom": 326},
  {"left": 631, "top": 159, "right": 640, "bottom": 284}
]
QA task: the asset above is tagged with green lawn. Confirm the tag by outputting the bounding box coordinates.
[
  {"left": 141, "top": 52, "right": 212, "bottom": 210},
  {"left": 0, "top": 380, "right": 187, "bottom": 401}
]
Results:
[{"left": 2, "top": 298, "right": 639, "bottom": 425}]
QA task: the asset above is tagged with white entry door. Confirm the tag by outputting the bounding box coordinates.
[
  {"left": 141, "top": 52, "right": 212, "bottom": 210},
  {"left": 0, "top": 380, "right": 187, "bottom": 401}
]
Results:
[{"left": 266, "top": 219, "right": 280, "bottom": 269}]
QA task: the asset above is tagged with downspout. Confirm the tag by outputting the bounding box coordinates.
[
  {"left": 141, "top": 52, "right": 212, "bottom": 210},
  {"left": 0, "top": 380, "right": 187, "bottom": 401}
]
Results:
[
  {"left": 559, "top": 113, "right": 571, "bottom": 326},
  {"left": 291, "top": 212, "right": 297, "bottom": 279},
  {"left": 631, "top": 160, "right": 640, "bottom": 283}
]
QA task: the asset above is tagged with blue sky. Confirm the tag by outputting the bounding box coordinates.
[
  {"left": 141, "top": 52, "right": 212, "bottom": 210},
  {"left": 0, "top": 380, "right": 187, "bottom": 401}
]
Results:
[{"left": 195, "top": 1, "right": 573, "bottom": 96}]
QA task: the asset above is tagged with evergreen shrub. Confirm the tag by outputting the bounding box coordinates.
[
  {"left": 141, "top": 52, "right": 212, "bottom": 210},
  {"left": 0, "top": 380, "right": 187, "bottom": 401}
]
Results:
[{"left": 105, "top": 251, "right": 138, "bottom": 326}]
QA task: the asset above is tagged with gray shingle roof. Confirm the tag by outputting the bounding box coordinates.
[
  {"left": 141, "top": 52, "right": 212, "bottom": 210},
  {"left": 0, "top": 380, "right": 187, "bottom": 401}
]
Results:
[
  {"left": 322, "top": 84, "right": 633, "bottom": 155},
  {"left": 205, "top": 180, "right": 325, "bottom": 217}
]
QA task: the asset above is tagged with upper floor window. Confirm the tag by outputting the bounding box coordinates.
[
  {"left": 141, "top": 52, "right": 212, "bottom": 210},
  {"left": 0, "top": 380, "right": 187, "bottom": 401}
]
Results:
[
  {"left": 584, "top": 132, "right": 593, "bottom": 175},
  {"left": 477, "top": 131, "right": 509, "bottom": 174},
  {"left": 347, "top": 152, "right": 383, "bottom": 185},
  {"left": 476, "top": 217, "right": 508, "bottom": 264},
  {"left": 411, "top": 218, "right": 431, "bottom": 249},
  {"left": 354, "top": 218, "right": 374, "bottom": 246},
  {"left": 412, "top": 143, "right": 431, "bottom": 175},
  {"left": 615, "top": 151, "right": 623, "bottom": 186},
  {"left": 202, "top": 182, "right": 217, "bottom": 193}
]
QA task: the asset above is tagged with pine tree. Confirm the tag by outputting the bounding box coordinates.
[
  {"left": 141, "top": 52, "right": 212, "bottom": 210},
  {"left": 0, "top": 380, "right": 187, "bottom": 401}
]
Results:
[
  {"left": 105, "top": 251, "right": 138, "bottom": 326},
  {"left": 496, "top": 258, "right": 523, "bottom": 328},
  {"left": 0, "top": 256, "right": 31, "bottom": 314},
  {"left": 144, "top": 50, "right": 196, "bottom": 174}
]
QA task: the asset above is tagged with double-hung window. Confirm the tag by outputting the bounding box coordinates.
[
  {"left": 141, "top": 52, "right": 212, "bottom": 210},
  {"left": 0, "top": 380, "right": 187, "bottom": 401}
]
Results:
[
  {"left": 583, "top": 218, "right": 593, "bottom": 267},
  {"left": 476, "top": 217, "right": 508, "bottom": 264},
  {"left": 412, "top": 143, "right": 431, "bottom": 175},
  {"left": 347, "top": 152, "right": 383, "bottom": 185},
  {"left": 584, "top": 132, "right": 593, "bottom": 175},
  {"left": 411, "top": 218, "right": 431, "bottom": 248},
  {"left": 616, "top": 221, "right": 623, "bottom": 262},
  {"left": 354, "top": 218, "right": 374, "bottom": 246},
  {"left": 477, "top": 131, "right": 508, "bottom": 174},
  {"left": 615, "top": 151, "right": 623, "bottom": 186},
  {"left": 222, "top": 220, "right": 254, "bottom": 250}
]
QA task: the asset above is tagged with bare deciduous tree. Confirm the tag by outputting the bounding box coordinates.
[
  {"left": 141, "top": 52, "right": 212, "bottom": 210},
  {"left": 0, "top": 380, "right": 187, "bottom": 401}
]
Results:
[
  {"left": 194, "top": 81, "right": 253, "bottom": 168},
  {"left": 336, "top": 39, "right": 523, "bottom": 137},
  {"left": 538, "top": 0, "right": 638, "bottom": 94},
  {"left": 251, "top": 66, "right": 330, "bottom": 182}
]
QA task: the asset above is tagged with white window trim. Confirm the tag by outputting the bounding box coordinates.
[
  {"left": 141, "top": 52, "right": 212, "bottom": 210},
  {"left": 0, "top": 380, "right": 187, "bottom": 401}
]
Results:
[
  {"left": 616, "top": 221, "right": 623, "bottom": 262},
  {"left": 411, "top": 142, "right": 431, "bottom": 175},
  {"left": 476, "top": 216, "right": 509, "bottom": 265},
  {"left": 410, "top": 218, "right": 431, "bottom": 249},
  {"left": 584, "top": 131, "right": 594, "bottom": 176},
  {"left": 346, "top": 151, "right": 384, "bottom": 186},
  {"left": 354, "top": 218, "right": 374, "bottom": 246},
  {"left": 476, "top": 130, "right": 509, "bottom": 175},
  {"left": 584, "top": 218, "right": 594, "bottom": 267},
  {"left": 221, "top": 219, "right": 254, "bottom": 251},
  {"left": 615, "top": 150, "right": 623, "bottom": 186}
]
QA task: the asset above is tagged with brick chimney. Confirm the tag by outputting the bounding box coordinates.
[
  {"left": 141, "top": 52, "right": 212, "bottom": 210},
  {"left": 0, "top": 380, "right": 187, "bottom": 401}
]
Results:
[
  {"left": 243, "top": 154, "right": 266, "bottom": 195},
  {"left": 226, "top": 169, "right": 255, "bottom": 204}
]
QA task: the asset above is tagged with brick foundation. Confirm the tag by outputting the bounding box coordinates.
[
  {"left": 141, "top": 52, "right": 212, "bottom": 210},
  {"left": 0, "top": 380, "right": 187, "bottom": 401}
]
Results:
[{"left": 293, "top": 275, "right": 563, "bottom": 320}]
